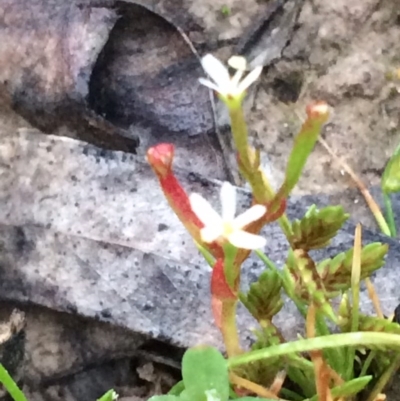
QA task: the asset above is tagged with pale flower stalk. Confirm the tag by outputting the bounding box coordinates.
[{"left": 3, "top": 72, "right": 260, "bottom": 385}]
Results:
[
  {"left": 189, "top": 182, "right": 267, "bottom": 250},
  {"left": 199, "top": 54, "right": 263, "bottom": 99}
]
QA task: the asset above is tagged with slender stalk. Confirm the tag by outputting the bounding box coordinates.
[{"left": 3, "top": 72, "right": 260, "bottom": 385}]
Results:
[
  {"left": 359, "top": 350, "right": 376, "bottom": 378},
  {"left": 0, "top": 364, "right": 28, "bottom": 401},
  {"left": 221, "top": 299, "right": 242, "bottom": 357},
  {"left": 229, "top": 106, "right": 252, "bottom": 169},
  {"left": 345, "top": 224, "right": 362, "bottom": 380},
  {"left": 229, "top": 103, "right": 293, "bottom": 241},
  {"left": 383, "top": 192, "right": 397, "bottom": 237},
  {"left": 365, "top": 277, "right": 383, "bottom": 318},
  {"left": 229, "top": 372, "right": 284, "bottom": 400},
  {"left": 227, "top": 332, "right": 400, "bottom": 368}
]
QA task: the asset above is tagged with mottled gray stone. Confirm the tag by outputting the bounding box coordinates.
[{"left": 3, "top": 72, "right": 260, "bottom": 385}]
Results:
[{"left": 0, "top": 128, "right": 399, "bottom": 352}]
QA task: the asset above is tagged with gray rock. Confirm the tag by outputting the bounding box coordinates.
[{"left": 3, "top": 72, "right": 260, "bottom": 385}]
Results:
[{"left": 0, "top": 128, "right": 399, "bottom": 350}]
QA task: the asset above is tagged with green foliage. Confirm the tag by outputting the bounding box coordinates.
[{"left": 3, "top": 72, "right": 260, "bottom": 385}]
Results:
[
  {"left": 234, "top": 326, "right": 283, "bottom": 387},
  {"left": 220, "top": 5, "right": 231, "bottom": 16},
  {"left": 0, "top": 364, "right": 27, "bottom": 401},
  {"left": 306, "top": 376, "right": 372, "bottom": 401},
  {"left": 181, "top": 346, "right": 229, "bottom": 401},
  {"left": 318, "top": 243, "right": 388, "bottom": 297},
  {"left": 148, "top": 57, "right": 400, "bottom": 401},
  {"left": 284, "top": 250, "right": 336, "bottom": 321},
  {"left": 151, "top": 347, "right": 273, "bottom": 401},
  {"left": 339, "top": 312, "right": 400, "bottom": 336},
  {"left": 291, "top": 205, "right": 349, "bottom": 250},
  {"left": 382, "top": 143, "right": 400, "bottom": 194},
  {"left": 239, "top": 269, "right": 283, "bottom": 322},
  {"left": 97, "top": 390, "right": 118, "bottom": 401}
]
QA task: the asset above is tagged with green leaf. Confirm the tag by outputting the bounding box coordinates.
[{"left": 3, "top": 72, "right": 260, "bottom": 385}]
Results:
[
  {"left": 305, "top": 376, "right": 372, "bottom": 401},
  {"left": 239, "top": 269, "right": 283, "bottom": 322},
  {"left": 318, "top": 243, "right": 388, "bottom": 296},
  {"left": 291, "top": 205, "right": 349, "bottom": 250},
  {"left": 168, "top": 380, "right": 185, "bottom": 396},
  {"left": 182, "top": 346, "right": 229, "bottom": 401},
  {"left": 382, "top": 143, "right": 400, "bottom": 194}
]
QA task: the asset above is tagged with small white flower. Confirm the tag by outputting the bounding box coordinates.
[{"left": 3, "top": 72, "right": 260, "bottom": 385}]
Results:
[
  {"left": 189, "top": 182, "right": 267, "bottom": 250},
  {"left": 199, "top": 54, "right": 263, "bottom": 98}
]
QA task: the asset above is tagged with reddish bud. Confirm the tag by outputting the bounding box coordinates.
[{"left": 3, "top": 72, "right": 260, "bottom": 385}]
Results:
[
  {"left": 146, "top": 143, "right": 174, "bottom": 178},
  {"left": 147, "top": 143, "right": 223, "bottom": 259},
  {"left": 306, "top": 101, "right": 330, "bottom": 122}
]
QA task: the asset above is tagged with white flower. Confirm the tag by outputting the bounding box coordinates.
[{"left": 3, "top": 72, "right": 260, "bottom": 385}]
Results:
[
  {"left": 189, "top": 182, "right": 267, "bottom": 250},
  {"left": 199, "top": 54, "right": 263, "bottom": 98}
]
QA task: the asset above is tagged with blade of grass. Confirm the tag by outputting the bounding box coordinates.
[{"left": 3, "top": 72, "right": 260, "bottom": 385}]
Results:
[
  {"left": 365, "top": 278, "right": 384, "bottom": 319},
  {"left": 227, "top": 332, "right": 400, "bottom": 369},
  {"left": 345, "top": 224, "right": 362, "bottom": 380},
  {"left": 383, "top": 192, "right": 397, "bottom": 237},
  {"left": 0, "top": 364, "right": 28, "bottom": 401},
  {"left": 359, "top": 350, "right": 376, "bottom": 378}
]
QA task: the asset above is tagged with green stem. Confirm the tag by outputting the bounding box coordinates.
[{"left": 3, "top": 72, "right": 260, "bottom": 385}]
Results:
[
  {"left": 229, "top": 105, "right": 251, "bottom": 169},
  {"left": 221, "top": 299, "right": 242, "bottom": 357},
  {"left": 359, "top": 350, "right": 376, "bottom": 378},
  {"left": 383, "top": 192, "right": 397, "bottom": 237},
  {"left": 0, "top": 364, "right": 28, "bottom": 401},
  {"left": 227, "top": 332, "right": 400, "bottom": 368},
  {"left": 278, "top": 214, "right": 293, "bottom": 243}
]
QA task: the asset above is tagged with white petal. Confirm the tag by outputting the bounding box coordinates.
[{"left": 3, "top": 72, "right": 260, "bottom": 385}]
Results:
[
  {"left": 220, "top": 182, "right": 236, "bottom": 221},
  {"left": 190, "top": 193, "right": 223, "bottom": 227},
  {"left": 236, "top": 66, "right": 263, "bottom": 94},
  {"left": 228, "top": 231, "right": 267, "bottom": 250},
  {"left": 230, "top": 70, "right": 244, "bottom": 89},
  {"left": 198, "top": 78, "right": 221, "bottom": 92},
  {"left": 201, "top": 54, "right": 231, "bottom": 89},
  {"left": 228, "top": 55, "right": 247, "bottom": 71},
  {"left": 232, "top": 205, "right": 266, "bottom": 229},
  {"left": 201, "top": 225, "right": 223, "bottom": 243}
]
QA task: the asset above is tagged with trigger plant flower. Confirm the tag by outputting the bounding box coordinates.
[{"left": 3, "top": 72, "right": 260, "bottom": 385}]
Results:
[
  {"left": 189, "top": 182, "right": 267, "bottom": 250},
  {"left": 199, "top": 54, "right": 263, "bottom": 101}
]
